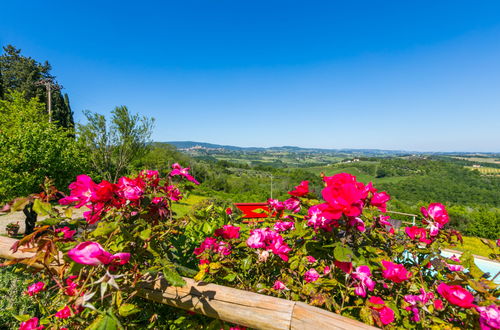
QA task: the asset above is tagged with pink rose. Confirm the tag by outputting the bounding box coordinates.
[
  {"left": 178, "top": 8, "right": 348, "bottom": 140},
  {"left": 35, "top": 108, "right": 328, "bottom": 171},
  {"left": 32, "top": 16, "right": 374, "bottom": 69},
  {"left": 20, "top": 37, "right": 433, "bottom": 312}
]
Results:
[
  {"left": 304, "top": 268, "right": 320, "bottom": 283},
  {"left": 54, "top": 305, "right": 72, "bottom": 319},
  {"left": 214, "top": 225, "right": 240, "bottom": 240},
  {"left": 348, "top": 217, "right": 365, "bottom": 232},
  {"left": 274, "top": 221, "right": 294, "bottom": 232},
  {"left": 166, "top": 185, "right": 182, "bottom": 201},
  {"left": 284, "top": 197, "right": 301, "bottom": 213},
  {"left": 170, "top": 163, "right": 200, "bottom": 185},
  {"left": 19, "top": 317, "right": 44, "bottom": 330},
  {"left": 437, "top": 283, "right": 475, "bottom": 308},
  {"left": 447, "top": 264, "right": 465, "bottom": 272},
  {"left": 64, "top": 276, "right": 79, "bottom": 296},
  {"left": 117, "top": 176, "right": 144, "bottom": 201},
  {"left": 434, "top": 299, "right": 444, "bottom": 311},
  {"left": 288, "top": 181, "right": 309, "bottom": 197},
  {"left": 306, "top": 256, "right": 317, "bottom": 263},
  {"left": 25, "top": 282, "right": 45, "bottom": 296},
  {"left": 225, "top": 207, "right": 233, "bottom": 215},
  {"left": 381, "top": 260, "right": 411, "bottom": 283},
  {"left": 246, "top": 229, "right": 267, "bottom": 249},
  {"left": 369, "top": 296, "right": 395, "bottom": 325},
  {"left": 273, "top": 280, "right": 289, "bottom": 291},
  {"left": 421, "top": 203, "right": 449, "bottom": 228},
  {"left": 351, "top": 265, "right": 375, "bottom": 297},
  {"left": 476, "top": 305, "right": 500, "bottom": 330},
  {"left": 59, "top": 174, "right": 97, "bottom": 208},
  {"left": 55, "top": 226, "right": 76, "bottom": 240},
  {"left": 68, "top": 241, "right": 130, "bottom": 266},
  {"left": 370, "top": 191, "right": 390, "bottom": 213},
  {"left": 334, "top": 261, "right": 353, "bottom": 274}
]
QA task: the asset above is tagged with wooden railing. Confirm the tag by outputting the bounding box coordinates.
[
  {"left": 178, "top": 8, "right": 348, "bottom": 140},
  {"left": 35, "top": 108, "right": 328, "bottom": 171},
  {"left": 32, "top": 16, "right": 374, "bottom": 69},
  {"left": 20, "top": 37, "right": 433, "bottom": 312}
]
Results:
[{"left": 0, "top": 236, "right": 376, "bottom": 329}]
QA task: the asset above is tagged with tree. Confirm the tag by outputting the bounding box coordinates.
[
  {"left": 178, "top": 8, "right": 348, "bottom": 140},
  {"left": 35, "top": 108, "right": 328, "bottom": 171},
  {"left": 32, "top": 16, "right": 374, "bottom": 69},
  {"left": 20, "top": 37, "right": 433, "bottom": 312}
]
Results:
[
  {"left": 0, "top": 91, "right": 86, "bottom": 202},
  {"left": 0, "top": 45, "right": 74, "bottom": 128},
  {"left": 77, "top": 106, "right": 155, "bottom": 182}
]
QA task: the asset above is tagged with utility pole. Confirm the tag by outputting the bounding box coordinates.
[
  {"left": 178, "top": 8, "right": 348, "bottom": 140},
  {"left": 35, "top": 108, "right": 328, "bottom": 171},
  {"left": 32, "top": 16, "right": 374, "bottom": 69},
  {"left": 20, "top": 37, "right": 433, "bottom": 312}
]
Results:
[{"left": 35, "top": 79, "right": 61, "bottom": 123}]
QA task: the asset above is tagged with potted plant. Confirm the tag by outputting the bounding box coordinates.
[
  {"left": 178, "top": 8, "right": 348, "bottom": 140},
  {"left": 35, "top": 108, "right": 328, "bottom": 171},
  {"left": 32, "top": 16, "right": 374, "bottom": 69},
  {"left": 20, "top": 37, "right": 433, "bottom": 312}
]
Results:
[{"left": 6, "top": 222, "right": 20, "bottom": 237}]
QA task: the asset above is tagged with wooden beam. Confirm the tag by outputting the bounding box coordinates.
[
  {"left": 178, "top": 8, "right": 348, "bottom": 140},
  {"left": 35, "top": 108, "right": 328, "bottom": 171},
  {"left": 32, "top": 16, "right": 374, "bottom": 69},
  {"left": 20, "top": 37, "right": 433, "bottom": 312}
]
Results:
[{"left": 0, "top": 236, "right": 376, "bottom": 329}]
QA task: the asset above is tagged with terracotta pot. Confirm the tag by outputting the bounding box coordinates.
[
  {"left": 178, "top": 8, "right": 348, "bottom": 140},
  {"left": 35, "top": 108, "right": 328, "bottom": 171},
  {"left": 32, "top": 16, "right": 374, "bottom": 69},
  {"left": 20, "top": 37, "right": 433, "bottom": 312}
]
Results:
[{"left": 7, "top": 228, "right": 19, "bottom": 237}]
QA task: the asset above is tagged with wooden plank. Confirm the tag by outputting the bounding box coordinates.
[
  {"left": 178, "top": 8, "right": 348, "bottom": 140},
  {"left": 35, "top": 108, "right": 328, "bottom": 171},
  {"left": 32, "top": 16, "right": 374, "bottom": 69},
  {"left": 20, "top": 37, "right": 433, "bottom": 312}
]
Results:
[
  {"left": 0, "top": 236, "right": 377, "bottom": 330},
  {"left": 138, "top": 277, "right": 294, "bottom": 330},
  {"left": 291, "top": 302, "right": 375, "bottom": 330}
]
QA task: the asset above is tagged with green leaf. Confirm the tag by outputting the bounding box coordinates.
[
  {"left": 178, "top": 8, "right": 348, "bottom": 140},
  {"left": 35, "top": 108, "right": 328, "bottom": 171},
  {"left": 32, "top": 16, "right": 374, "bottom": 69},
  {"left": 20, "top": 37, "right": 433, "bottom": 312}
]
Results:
[
  {"left": 13, "top": 314, "right": 31, "bottom": 322},
  {"left": 86, "top": 314, "right": 119, "bottom": 330},
  {"left": 241, "top": 256, "right": 252, "bottom": 271},
  {"left": 118, "top": 303, "right": 141, "bottom": 317},
  {"left": 64, "top": 207, "right": 73, "bottom": 219},
  {"left": 139, "top": 228, "right": 152, "bottom": 240},
  {"left": 91, "top": 221, "right": 118, "bottom": 237},
  {"left": 38, "top": 218, "right": 61, "bottom": 226},
  {"left": 162, "top": 265, "right": 186, "bottom": 287},
  {"left": 32, "top": 199, "right": 54, "bottom": 216},
  {"left": 223, "top": 273, "right": 237, "bottom": 282},
  {"left": 334, "top": 246, "right": 354, "bottom": 262}
]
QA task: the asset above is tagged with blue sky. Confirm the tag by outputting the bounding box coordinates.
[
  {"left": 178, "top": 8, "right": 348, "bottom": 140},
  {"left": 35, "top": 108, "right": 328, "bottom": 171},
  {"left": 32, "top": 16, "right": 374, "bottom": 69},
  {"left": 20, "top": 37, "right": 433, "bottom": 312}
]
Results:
[{"left": 1, "top": 1, "right": 500, "bottom": 151}]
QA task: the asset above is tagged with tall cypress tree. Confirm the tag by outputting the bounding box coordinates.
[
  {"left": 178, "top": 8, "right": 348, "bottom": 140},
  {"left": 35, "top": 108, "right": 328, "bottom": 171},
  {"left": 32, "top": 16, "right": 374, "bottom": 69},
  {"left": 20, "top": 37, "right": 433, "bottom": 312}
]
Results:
[{"left": 0, "top": 45, "right": 74, "bottom": 128}]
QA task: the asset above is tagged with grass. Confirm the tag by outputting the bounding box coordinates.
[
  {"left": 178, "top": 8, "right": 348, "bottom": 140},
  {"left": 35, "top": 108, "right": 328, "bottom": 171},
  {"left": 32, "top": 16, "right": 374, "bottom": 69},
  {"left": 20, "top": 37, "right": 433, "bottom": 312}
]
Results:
[
  {"left": 171, "top": 194, "right": 207, "bottom": 217},
  {"left": 304, "top": 165, "right": 407, "bottom": 185},
  {"left": 448, "top": 236, "right": 497, "bottom": 258}
]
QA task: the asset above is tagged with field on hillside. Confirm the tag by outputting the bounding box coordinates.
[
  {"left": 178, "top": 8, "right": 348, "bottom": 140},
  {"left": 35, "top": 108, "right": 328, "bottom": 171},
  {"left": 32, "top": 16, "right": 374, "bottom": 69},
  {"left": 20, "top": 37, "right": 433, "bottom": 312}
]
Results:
[
  {"left": 304, "top": 163, "right": 407, "bottom": 184},
  {"left": 466, "top": 166, "right": 500, "bottom": 176}
]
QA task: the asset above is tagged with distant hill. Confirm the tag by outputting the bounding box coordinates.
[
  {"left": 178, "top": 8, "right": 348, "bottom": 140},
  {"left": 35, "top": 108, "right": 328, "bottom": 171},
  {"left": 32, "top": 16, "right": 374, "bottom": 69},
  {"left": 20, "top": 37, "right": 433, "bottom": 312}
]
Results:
[
  {"left": 163, "top": 141, "right": 412, "bottom": 155},
  {"left": 162, "top": 141, "right": 500, "bottom": 156}
]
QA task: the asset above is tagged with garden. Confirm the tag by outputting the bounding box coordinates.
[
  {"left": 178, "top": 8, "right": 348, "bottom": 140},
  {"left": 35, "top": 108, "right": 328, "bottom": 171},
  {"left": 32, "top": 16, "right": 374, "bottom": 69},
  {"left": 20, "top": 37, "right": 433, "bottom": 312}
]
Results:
[{"left": 1, "top": 166, "right": 499, "bottom": 329}]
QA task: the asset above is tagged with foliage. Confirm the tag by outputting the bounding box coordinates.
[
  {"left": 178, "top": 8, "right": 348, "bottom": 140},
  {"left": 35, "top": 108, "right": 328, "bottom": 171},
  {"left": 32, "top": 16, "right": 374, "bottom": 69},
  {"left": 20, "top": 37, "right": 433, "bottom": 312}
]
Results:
[
  {"left": 0, "top": 266, "right": 46, "bottom": 329},
  {"left": 0, "top": 92, "right": 86, "bottom": 202},
  {"left": 4, "top": 165, "right": 207, "bottom": 329},
  {"left": 77, "top": 106, "right": 155, "bottom": 182},
  {"left": 0, "top": 45, "right": 74, "bottom": 128},
  {"left": 191, "top": 174, "right": 500, "bottom": 328}
]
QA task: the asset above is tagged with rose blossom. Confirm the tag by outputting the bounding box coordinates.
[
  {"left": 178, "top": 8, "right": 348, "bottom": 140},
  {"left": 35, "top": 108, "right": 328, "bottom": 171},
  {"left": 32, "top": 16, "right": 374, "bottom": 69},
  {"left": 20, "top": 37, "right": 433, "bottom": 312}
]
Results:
[
  {"left": 284, "top": 197, "right": 301, "bottom": 213},
  {"left": 214, "top": 225, "right": 240, "bottom": 239},
  {"left": 437, "top": 283, "right": 475, "bottom": 308},
  {"left": 288, "top": 181, "right": 309, "bottom": 197},
  {"left": 25, "top": 282, "right": 45, "bottom": 296},
  {"left": 334, "top": 261, "right": 353, "bottom": 274},
  {"left": 55, "top": 226, "right": 76, "bottom": 240},
  {"left": 274, "top": 221, "right": 294, "bottom": 232},
  {"left": 58, "top": 174, "right": 96, "bottom": 208},
  {"left": 273, "top": 280, "right": 289, "bottom": 291},
  {"left": 421, "top": 203, "right": 449, "bottom": 228},
  {"left": 19, "top": 317, "right": 44, "bottom": 330},
  {"left": 351, "top": 265, "right": 375, "bottom": 297},
  {"left": 475, "top": 305, "right": 500, "bottom": 330},
  {"left": 381, "top": 260, "right": 411, "bottom": 283},
  {"left": 304, "top": 268, "right": 320, "bottom": 283},
  {"left": 370, "top": 191, "right": 390, "bottom": 213},
  {"left": 54, "top": 305, "right": 72, "bottom": 319},
  {"left": 169, "top": 163, "right": 200, "bottom": 184},
  {"left": 68, "top": 241, "right": 130, "bottom": 266},
  {"left": 369, "top": 296, "right": 395, "bottom": 325},
  {"left": 306, "top": 256, "right": 317, "bottom": 263},
  {"left": 434, "top": 299, "right": 444, "bottom": 311}
]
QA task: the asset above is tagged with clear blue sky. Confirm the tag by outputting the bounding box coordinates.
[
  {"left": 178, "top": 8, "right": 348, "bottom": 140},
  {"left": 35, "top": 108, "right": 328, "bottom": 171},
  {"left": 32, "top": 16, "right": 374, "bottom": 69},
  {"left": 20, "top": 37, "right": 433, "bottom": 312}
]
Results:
[{"left": 2, "top": 1, "right": 500, "bottom": 152}]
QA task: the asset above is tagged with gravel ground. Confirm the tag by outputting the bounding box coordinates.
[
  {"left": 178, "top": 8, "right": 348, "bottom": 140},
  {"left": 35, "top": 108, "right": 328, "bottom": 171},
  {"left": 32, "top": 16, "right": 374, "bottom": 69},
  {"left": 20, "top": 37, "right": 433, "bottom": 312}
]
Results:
[{"left": 0, "top": 208, "right": 85, "bottom": 235}]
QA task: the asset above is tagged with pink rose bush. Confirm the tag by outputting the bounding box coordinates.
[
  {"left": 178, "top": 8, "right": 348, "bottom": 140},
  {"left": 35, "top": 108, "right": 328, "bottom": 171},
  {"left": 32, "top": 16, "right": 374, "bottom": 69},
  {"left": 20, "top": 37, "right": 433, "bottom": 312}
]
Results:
[
  {"left": 192, "top": 173, "right": 499, "bottom": 329},
  {"left": 8, "top": 165, "right": 202, "bottom": 329},
  {"left": 6, "top": 170, "right": 500, "bottom": 329}
]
